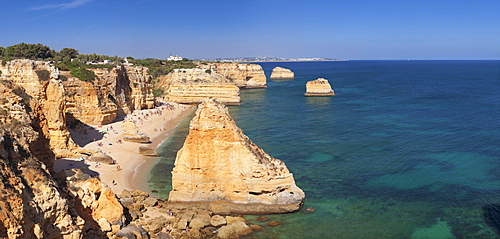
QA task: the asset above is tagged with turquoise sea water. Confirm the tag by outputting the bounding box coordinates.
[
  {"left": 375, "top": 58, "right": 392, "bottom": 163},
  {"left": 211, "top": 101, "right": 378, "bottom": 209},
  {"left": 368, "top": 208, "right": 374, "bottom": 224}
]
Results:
[{"left": 150, "top": 60, "right": 500, "bottom": 238}]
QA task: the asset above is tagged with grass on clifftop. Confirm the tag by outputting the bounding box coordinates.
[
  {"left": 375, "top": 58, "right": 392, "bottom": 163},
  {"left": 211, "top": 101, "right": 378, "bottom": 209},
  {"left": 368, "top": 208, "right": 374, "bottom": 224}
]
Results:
[
  {"left": 132, "top": 58, "right": 197, "bottom": 78},
  {"left": 70, "top": 68, "right": 96, "bottom": 82}
]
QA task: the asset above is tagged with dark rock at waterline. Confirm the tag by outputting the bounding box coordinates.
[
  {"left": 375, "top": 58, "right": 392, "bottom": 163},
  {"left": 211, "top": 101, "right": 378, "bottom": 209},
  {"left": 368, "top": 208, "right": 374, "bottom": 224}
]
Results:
[
  {"left": 255, "top": 216, "right": 268, "bottom": 222},
  {"left": 267, "top": 221, "right": 282, "bottom": 227},
  {"left": 483, "top": 204, "right": 500, "bottom": 233},
  {"left": 139, "top": 146, "right": 159, "bottom": 156}
]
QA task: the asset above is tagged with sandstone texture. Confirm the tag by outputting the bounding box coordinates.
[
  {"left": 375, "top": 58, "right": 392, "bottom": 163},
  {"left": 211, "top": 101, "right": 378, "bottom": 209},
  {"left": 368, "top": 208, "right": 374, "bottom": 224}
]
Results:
[
  {"left": 0, "top": 60, "right": 156, "bottom": 157},
  {"left": 122, "top": 120, "right": 151, "bottom": 143},
  {"left": 305, "top": 78, "right": 336, "bottom": 96},
  {"left": 156, "top": 68, "right": 240, "bottom": 105},
  {"left": 168, "top": 99, "right": 305, "bottom": 214},
  {"left": 63, "top": 65, "right": 156, "bottom": 125},
  {"left": 0, "top": 81, "right": 81, "bottom": 238},
  {"left": 198, "top": 63, "right": 267, "bottom": 88},
  {"left": 270, "top": 66, "right": 294, "bottom": 79},
  {"left": 0, "top": 59, "right": 78, "bottom": 158}
]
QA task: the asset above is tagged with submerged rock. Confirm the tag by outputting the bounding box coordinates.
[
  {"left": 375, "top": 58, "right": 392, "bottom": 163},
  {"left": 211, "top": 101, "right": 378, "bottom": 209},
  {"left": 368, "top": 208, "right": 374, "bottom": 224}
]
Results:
[
  {"left": 483, "top": 204, "right": 500, "bottom": 234},
  {"left": 168, "top": 99, "right": 305, "bottom": 214}
]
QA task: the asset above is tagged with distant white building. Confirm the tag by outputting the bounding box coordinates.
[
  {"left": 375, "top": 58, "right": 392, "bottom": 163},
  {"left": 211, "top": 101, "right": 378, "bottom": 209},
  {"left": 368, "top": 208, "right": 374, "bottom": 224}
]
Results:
[{"left": 167, "top": 53, "right": 182, "bottom": 61}]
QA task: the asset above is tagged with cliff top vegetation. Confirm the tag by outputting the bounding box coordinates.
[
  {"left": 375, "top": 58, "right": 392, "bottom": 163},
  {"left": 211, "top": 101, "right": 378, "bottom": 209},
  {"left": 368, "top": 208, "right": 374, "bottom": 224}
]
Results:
[{"left": 0, "top": 43, "right": 197, "bottom": 78}]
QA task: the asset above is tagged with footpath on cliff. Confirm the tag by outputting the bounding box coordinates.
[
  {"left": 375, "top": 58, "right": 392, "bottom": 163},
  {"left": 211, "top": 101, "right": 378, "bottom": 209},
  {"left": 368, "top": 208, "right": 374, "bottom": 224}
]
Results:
[{"left": 54, "top": 101, "right": 195, "bottom": 194}]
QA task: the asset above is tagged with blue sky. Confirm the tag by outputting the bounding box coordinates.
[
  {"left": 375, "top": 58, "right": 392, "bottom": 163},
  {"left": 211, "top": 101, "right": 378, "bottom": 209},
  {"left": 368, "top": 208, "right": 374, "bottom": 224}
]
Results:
[{"left": 1, "top": 0, "right": 499, "bottom": 60}]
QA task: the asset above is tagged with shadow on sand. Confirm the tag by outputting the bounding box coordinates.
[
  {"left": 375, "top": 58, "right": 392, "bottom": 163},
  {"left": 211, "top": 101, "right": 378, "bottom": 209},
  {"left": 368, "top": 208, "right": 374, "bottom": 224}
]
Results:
[{"left": 54, "top": 158, "right": 100, "bottom": 178}]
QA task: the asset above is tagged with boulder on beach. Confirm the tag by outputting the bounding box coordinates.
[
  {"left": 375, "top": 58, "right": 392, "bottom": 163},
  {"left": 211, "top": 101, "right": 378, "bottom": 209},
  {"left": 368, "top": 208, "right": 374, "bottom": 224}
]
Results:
[
  {"left": 122, "top": 120, "right": 151, "bottom": 143},
  {"left": 138, "top": 146, "right": 159, "bottom": 156},
  {"left": 88, "top": 152, "right": 114, "bottom": 164}
]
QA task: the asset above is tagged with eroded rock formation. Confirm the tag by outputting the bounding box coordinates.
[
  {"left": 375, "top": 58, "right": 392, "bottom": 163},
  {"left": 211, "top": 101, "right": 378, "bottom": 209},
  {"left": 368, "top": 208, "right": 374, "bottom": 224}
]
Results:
[
  {"left": 198, "top": 63, "right": 267, "bottom": 88},
  {"left": 156, "top": 68, "right": 240, "bottom": 105},
  {"left": 0, "top": 80, "right": 82, "bottom": 238},
  {"left": 270, "top": 66, "right": 294, "bottom": 80},
  {"left": 0, "top": 60, "right": 156, "bottom": 156},
  {"left": 63, "top": 65, "right": 156, "bottom": 125},
  {"left": 168, "top": 99, "right": 305, "bottom": 214},
  {"left": 304, "top": 78, "right": 335, "bottom": 96},
  {"left": 0, "top": 59, "right": 77, "bottom": 158}
]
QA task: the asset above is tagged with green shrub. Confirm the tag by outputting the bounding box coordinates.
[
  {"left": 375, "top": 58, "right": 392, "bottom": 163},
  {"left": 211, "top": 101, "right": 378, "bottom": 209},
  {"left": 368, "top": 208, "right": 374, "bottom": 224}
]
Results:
[
  {"left": 152, "top": 88, "right": 164, "bottom": 97},
  {"left": 70, "top": 68, "right": 96, "bottom": 82},
  {"left": 36, "top": 70, "right": 50, "bottom": 81},
  {"left": 12, "top": 87, "right": 31, "bottom": 104}
]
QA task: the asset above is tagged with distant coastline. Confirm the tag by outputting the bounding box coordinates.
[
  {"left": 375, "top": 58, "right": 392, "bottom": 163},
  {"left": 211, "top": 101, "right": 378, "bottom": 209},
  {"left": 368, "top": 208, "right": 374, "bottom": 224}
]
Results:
[{"left": 195, "top": 56, "right": 349, "bottom": 63}]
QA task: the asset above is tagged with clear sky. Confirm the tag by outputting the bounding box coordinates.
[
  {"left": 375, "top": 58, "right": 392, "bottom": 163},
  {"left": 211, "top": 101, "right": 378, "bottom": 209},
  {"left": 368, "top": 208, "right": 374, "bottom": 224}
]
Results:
[{"left": 1, "top": 0, "right": 499, "bottom": 60}]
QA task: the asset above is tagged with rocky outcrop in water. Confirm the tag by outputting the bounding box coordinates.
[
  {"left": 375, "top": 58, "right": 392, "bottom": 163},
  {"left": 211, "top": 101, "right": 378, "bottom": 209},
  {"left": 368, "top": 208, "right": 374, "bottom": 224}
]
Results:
[
  {"left": 168, "top": 99, "right": 305, "bottom": 214},
  {"left": 270, "top": 66, "right": 294, "bottom": 79},
  {"left": 304, "top": 78, "right": 335, "bottom": 96},
  {"left": 198, "top": 63, "right": 267, "bottom": 88},
  {"left": 156, "top": 68, "right": 240, "bottom": 105}
]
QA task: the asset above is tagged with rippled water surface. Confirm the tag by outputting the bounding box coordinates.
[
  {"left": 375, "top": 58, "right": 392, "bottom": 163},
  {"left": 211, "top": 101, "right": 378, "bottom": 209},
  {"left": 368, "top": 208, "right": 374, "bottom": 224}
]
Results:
[{"left": 150, "top": 60, "right": 500, "bottom": 238}]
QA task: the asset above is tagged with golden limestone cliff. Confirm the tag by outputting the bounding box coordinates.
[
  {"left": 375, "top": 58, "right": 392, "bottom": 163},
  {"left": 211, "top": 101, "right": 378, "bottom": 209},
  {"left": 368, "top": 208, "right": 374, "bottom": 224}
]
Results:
[
  {"left": 168, "top": 99, "right": 305, "bottom": 214},
  {"left": 156, "top": 68, "right": 240, "bottom": 105},
  {"left": 198, "top": 63, "right": 267, "bottom": 88},
  {"left": 0, "top": 81, "right": 81, "bottom": 238},
  {"left": 64, "top": 65, "right": 155, "bottom": 125},
  {"left": 0, "top": 59, "right": 156, "bottom": 156},
  {"left": 0, "top": 80, "right": 127, "bottom": 238},
  {"left": 270, "top": 66, "right": 294, "bottom": 80},
  {"left": 0, "top": 59, "right": 77, "bottom": 158},
  {"left": 305, "top": 78, "right": 336, "bottom": 96}
]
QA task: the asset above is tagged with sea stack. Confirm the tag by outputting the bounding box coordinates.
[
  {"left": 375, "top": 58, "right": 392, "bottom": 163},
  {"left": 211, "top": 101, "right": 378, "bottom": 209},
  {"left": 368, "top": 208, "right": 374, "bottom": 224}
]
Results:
[
  {"left": 270, "top": 67, "right": 294, "bottom": 80},
  {"left": 168, "top": 99, "right": 305, "bottom": 214},
  {"left": 304, "top": 78, "right": 335, "bottom": 96},
  {"left": 156, "top": 68, "right": 240, "bottom": 105},
  {"left": 197, "top": 63, "right": 267, "bottom": 88}
]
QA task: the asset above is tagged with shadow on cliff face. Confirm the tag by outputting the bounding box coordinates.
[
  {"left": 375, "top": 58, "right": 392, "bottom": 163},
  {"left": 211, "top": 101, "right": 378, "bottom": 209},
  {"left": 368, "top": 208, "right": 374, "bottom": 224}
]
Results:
[
  {"left": 66, "top": 113, "right": 104, "bottom": 147},
  {"left": 482, "top": 204, "right": 500, "bottom": 235}
]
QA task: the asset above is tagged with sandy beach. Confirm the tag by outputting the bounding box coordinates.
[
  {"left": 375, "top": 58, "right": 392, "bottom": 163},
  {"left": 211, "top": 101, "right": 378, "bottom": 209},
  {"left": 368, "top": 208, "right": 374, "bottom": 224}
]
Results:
[{"left": 54, "top": 101, "right": 195, "bottom": 195}]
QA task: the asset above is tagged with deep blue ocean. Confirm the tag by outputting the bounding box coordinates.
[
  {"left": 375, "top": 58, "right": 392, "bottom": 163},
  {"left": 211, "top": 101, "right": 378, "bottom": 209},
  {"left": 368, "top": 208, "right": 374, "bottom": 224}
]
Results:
[{"left": 150, "top": 60, "right": 500, "bottom": 238}]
